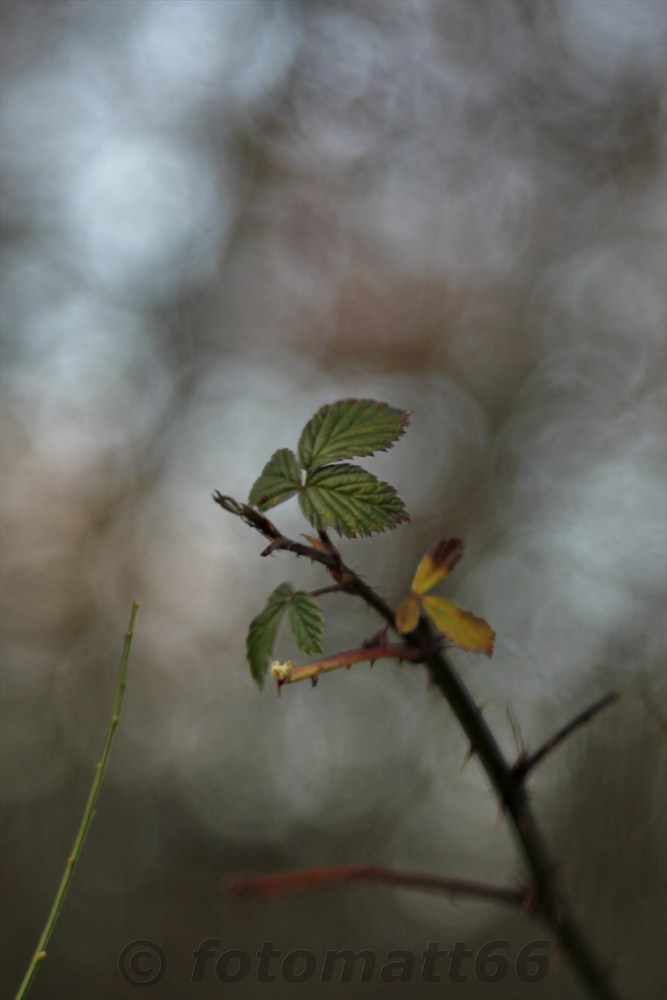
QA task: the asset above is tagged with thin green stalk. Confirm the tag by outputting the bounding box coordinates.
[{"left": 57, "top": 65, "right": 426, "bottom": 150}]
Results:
[{"left": 15, "top": 602, "right": 140, "bottom": 1000}]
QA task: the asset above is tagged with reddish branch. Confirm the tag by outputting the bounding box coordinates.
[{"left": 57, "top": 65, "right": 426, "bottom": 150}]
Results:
[
  {"left": 272, "top": 643, "right": 425, "bottom": 687},
  {"left": 228, "top": 864, "right": 532, "bottom": 910},
  {"left": 213, "top": 493, "right": 622, "bottom": 1000}
]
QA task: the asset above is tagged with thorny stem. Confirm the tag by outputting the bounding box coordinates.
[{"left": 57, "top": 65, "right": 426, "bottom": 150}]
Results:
[
  {"left": 273, "top": 643, "right": 424, "bottom": 686},
  {"left": 212, "top": 495, "right": 622, "bottom": 1000},
  {"left": 228, "top": 864, "right": 531, "bottom": 910},
  {"left": 514, "top": 689, "right": 621, "bottom": 779},
  {"left": 420, "top": 641, "right": 622, "bottom": 1000}
]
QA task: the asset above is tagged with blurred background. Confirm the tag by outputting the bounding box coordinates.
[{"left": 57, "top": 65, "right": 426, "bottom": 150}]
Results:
[{"left": 1, "top": 1, "right": 665, "bottom": 998}]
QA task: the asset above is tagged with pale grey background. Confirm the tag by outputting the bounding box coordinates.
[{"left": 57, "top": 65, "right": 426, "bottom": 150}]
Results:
[{"left": 1, "top": 2, "right": 665, "bottom": 998}]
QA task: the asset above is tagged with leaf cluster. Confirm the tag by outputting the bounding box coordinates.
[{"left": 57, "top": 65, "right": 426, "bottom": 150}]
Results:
[
  {"left": 248, "top": 399, "right": 410, "bottom": 538},
  {"left": 243, "top": 399, "right": 410, "bottom": 684},
  {"left": 213, "top": 400, "right": 621, "bottom": 1000},
  {"left": 395, "top": 541, "right": 495, "bottom": 655},
  {"left": 219, "top": 398, "right": 494, "bottom": 685}
]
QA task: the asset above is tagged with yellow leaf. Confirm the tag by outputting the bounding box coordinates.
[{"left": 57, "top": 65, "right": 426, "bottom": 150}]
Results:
[
  {"left": 411, "top": 539, "right": 464, "bottom": 595},
  {"left": 395, "top": 596, "right": 421, "bottom": 634},
  {"left": 422, "top": 595, "right": 495, "bottom": 655}
]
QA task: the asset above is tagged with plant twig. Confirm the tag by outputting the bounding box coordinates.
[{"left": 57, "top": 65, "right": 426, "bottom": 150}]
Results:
[
  {"left": 421, "top": 638, "right": 622, "bottom": 1000},
  {"left": 228, "top": 864, "right": 531, "bottom": 910},
  {"left": 220, "top": 509, "right": 622, "bottom": 1000},
  {"left": 514, "top": 689, "right": 621, "bottom": 780},
  {"left": 308, "top": 585, "right": 344, "bottom": 598},
  {"left": 271, "top": 643, "right": 426, "bottom": 687},
  {"left": 14, "top": 602, "right": 140, "bottom": 1000}
]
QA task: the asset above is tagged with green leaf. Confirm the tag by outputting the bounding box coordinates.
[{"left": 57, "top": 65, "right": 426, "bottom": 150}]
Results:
[
  {"left": 246, "top": 582, "right": 294, "bottom": 686},
  {"left": 248, "top": 449, "right": 302, "bottom": 511},
  {"left": 288, "top": 592, "right": 323, "bottom": 655},
  {"left": 245, "top": 584, "right": 326, "bottom": 686},
  {"left": 297, "top": 399, "right": 409, "bottom": 471},
  {"left": 299, "top": 463, "right": 409, "bottom": 538}
]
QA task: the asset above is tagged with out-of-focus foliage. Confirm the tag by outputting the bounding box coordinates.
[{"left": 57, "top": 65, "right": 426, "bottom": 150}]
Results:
[{"left": 1, "top": 1, "right": 665, "bottom": 998}]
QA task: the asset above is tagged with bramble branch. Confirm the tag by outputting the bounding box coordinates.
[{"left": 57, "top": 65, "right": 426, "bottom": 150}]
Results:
[
  {"left": 215, "top": 497, "right": 622, "bottom": 1000},
  {"left": 271, "top": 643, "right": 425, "bottom": 687},
  {"left": 513, "top": 689, "right": 621, "bottom": 780},
  {"left": 228, "top": 864, "right": 532, "bottom": 910}
]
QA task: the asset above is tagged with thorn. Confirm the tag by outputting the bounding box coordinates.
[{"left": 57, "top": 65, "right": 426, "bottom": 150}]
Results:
[
  {"left": 362, "top": 627, "right": 389, "bottom": 649},
  {"left": 460, "top": 745, "right": 476, "bottom": 773},
  {"left": 507, "top": 705, "right": 526, "bottom": 759},
  {"left": 520, "top": 885, "right": 536, "bottom": 913}
]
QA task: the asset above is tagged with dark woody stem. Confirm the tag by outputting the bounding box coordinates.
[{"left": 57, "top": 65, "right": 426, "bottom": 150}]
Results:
[
  {"left": 213, "top": 498, "right": 622, "bottom": 1000},
  {"left": 513, "top": 690, "right": 621, "bottom": 779},
  {"left": 421, "top": 641, "right": 622, "bottom": 1000}
]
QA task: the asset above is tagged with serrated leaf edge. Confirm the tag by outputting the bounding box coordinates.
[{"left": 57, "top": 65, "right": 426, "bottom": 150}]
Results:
[{"left": 297, "top": 398, "right": 410, "bottom": 471}]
